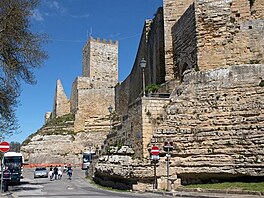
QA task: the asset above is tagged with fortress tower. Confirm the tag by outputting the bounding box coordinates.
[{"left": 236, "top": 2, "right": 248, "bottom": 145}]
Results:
[
  {"left": 46, "top": 37, "right": 118, "bottom": 133},
  {"left": 71, "top": 37, "right": 118, "bottom": 132},
  {"left": 82, "top": 37, "right": 118, "bottom": 86}
]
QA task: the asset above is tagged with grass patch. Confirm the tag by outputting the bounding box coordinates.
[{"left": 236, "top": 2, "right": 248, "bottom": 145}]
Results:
[{"left": 183, "top": 182, "right": 264, "bottom": 192}]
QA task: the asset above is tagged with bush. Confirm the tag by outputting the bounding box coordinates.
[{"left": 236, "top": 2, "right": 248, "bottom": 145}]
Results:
[{"left": 146, "top": 84, "right": 161, "bottom": 93}]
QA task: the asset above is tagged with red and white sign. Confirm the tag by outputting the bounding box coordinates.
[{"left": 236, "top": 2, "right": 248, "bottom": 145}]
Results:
[
  {"left": 150, "top": 146, "right": 160, "bottom": 155},
  {"left": 0, "top": 141, "right": 10, "bottom": 152},
  {"left": 164, "top": 141, "right": 173, "bottom": 148}
]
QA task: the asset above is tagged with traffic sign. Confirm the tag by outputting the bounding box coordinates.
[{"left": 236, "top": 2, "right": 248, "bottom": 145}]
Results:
[
  {"left": 150, "top": 146, "right": 160, "bottom": 155},
  {"left": 151, "top": 155, "right": 160, "bottom": 160},
  {"left": 164, "top": 141, "right": 173, "bottom": 148},
  {"left": 0, "top": 141, "right": 10, "bottom": 152}
]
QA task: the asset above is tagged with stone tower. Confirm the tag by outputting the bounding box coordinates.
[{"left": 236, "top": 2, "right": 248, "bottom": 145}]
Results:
[
  {"left": 71, "top": 37, "right": 118, "bottom": 132},
  {"left": 82, "top": 37, "right": 118, "bottom": 88}
]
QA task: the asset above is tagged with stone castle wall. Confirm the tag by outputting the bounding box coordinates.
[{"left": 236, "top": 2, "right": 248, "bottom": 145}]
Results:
[
  {"left": 163, "top": 0, "right": 194, "bottom": 81},
  {"left": 51, "top": 79, "right": 70, "bottom": 119},
  {"left": 252, "top": 0, "right": 264, "bottom": 19},
  {"left": 171, "top": 4, "right": 197, "bottom": 80},
  {"left": 171, "top": 0, "right": 264, "bottom": 80},
  {"left": 115, "top": 7, "right": 165, "bottom": 117},
  {"left": 104, "top": 96, "right": 170, "bottom": 159},
  {"left": 145, "top": 7, "right": 166, "bottom": 86},
  {"left": 195, "top": 0, "right": 264, "bottom": 71}
]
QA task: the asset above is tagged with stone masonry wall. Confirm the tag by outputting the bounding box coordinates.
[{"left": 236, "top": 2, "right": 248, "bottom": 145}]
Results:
[
  {"left": 141, "top": 97, "right": 170, "bottom": 158},
  {"left": 195, "top": 0, "right": 264, "bottom": 70},
  {"left": 150, "top": 64, "right": 264, "bottom": 183},
  {"left": 171, "top": 4, "right": 197, "bottom": 80},
  {"left": 82, "top": 37, "right": 118, "bottom": 88},
  {"left": 74, "top": 88, "right": 115, "bottom": 132},
  {"left": 146, "top": 7, "right": 166, "bottom": 86},
  {"left": 52, "top": 79, "right": 70, "bottom": 118},
  {"left": 251, "top": 0, "right": 264, "bottom": 19},
  {"left": 116, "top": 7, "right": 166, "bottom": 117},
  {"left": 163, "top": 0, "right": 194, "bottom": 81},
  {"left": 70, "top": 37, "right": 118, "bottom": 132}
]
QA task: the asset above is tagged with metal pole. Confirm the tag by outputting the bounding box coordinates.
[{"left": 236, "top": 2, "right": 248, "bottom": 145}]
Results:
[
  {"left": 167, "top": 148, "right": 170, "bottom": 191},
  {"left": 142, "top": 68, "right": 146, "bottom": 97},
  {"left": 1, "top": 164, "right": 3, "bottom": 192},
  {"left": 154, "top": 160, "right": 157, "bottom": 189}
]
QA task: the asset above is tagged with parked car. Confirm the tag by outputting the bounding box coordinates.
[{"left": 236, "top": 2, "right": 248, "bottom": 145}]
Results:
[{"left": 34, "top": 167, "right": 48, "bottom": 178}]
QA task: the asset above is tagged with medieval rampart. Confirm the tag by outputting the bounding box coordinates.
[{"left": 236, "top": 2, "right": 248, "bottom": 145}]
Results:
[
  {"left": 115, "top": 7, "right": 165, "bottom": 117},
  {"left": 171, "top": 0, "right": 264, "bottom": 80},
  {"left": 163, "top": 0, "right": 194, "bottom": 81},
  {"left": 171, "top": 3, "right": 197, "bottom": 80}
]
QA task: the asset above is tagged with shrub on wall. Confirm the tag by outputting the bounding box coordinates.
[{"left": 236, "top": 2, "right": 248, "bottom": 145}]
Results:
[{"left": 146, "top": 84, "right": 161, "bottom": 94}]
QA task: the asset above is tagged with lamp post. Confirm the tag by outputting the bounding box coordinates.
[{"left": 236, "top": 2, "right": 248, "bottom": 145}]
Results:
[
  {"left": 108, "top": 105, "right": 113, "bottom": 132},
  {"left": 140, "top": 58, "right": 146, "bottom": 97}
]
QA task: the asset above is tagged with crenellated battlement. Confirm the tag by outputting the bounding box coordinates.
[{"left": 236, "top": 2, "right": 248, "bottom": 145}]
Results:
[{"left": 85, "top": 36, "right": 118, "bottom": 46}]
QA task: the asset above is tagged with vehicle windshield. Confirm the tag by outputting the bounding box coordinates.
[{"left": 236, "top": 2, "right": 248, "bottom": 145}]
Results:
[
  {"left": 35, "top": 167, "right": 46, "bottom": 171},
  {"left": 3, "top": 156, "right": 22, "bottom": 164}
]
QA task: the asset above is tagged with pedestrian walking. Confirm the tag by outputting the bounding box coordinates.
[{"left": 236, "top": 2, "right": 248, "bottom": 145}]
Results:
[
  {"left": 2, "top": 167, "right": 11, "bottom": 192},
  {"left": 53, "top": 166, "right": 58, "bottom": 180},
  {"left": 58, "top": 165, "right": 62, "bottom": 180},
  {"left": 67, "top": 164, "right": 73, "bottom": 180},
  {"left": 49, "top": 165, "right": 54, "bottom": 181}
]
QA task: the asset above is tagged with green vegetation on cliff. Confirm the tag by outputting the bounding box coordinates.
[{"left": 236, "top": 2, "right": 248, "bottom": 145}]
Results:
[{"left": 21, "top": 114, "right": 75, "bottom": 146}]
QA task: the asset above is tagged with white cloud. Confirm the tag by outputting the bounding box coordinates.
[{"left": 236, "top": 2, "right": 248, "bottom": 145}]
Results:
[
  {"left": 69, "top": 14, "right": 90, "bottom": 19},
  {"left": 31, "top": 9, "right": 44, "bottom": 21},
  {"left": 32, "top": 0, "right": 90, "bottom": 21}
]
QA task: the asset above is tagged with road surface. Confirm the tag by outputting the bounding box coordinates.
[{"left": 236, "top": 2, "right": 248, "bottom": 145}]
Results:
[{"left": 2, "top": 168, "right": 168, "bottom": 198}]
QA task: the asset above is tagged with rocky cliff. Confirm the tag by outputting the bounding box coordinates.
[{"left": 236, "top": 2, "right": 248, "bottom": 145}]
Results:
[
  {"left": 21, "top": 114, "right": 108, "bottom": 165},
  {"left": 150, "top": 64, "right": 264, "bottom": 184}
]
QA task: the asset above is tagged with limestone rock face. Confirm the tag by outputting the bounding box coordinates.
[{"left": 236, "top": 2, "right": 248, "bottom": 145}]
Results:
[
  {"left": 20, "top": 119, "right": 107, "bottom": 165},
  {"left": 150, "top": 64, "right": 264, "bottom": 183}
]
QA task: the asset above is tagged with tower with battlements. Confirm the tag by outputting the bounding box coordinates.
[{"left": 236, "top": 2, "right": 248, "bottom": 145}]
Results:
[
  {"left": 71, "top": 37, "right": 118, "bottom": 131},
  {"left": 46, "top": 37, "right": 118, "bottom": 133}
]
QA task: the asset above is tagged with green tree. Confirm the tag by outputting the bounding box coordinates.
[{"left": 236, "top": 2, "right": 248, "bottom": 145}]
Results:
[
  {"left": 10, "top": 141, "right": 21, "bottom": 152},
  {"left": 0, "top": 0, "right": 48, "bottom": 139}
]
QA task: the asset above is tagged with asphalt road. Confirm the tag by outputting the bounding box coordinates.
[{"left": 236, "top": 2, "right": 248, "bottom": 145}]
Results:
[
  {"left": 1, "top": 168, "right": 262, "bottom": 198},
  {"left": 1, "top": 168, "right": 169, "bottom": 198}
]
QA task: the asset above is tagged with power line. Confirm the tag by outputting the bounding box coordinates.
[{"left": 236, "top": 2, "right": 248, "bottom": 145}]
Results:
[{"left": 46, "top": 33, "right": 141, "bottom": 43}]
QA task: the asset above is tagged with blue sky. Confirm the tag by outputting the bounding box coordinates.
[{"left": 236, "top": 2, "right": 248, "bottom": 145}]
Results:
[{"left": 6, "top": 0, "right": 163, "bottom": 143}]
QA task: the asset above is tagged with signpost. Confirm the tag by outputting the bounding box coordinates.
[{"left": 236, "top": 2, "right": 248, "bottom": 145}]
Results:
[
  {"left": 150, "top": 145, "right": 160, "bottom": 189},
  {"left": 0, "top": 141, "right": 10, "bottom": 192},
  {"left": 0, "top": 141, "right": 10, "bottom": 152},
  {"left": 164, "top": 140, "right": 173, "bottom": 191}
]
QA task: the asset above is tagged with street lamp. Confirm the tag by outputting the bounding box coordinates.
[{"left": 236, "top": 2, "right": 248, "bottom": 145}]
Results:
[
  {"left": 108, "top": 105, "right": 113, "bottom": 132},
  {"left": 140, "top": 58, "right": 146, "bottom": 97}
]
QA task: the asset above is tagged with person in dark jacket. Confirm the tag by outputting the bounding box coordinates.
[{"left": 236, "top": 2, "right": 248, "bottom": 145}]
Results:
[
  {"left": 2, "top": 167, "right": 11, "bottom": 192},
  {"left": 53, "top": 166, "right": 58, "bottom": 180}
]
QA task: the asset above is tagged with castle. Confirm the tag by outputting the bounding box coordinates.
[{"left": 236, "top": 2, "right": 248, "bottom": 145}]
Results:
[
  {"left": 26, "top": 0, "right": 264, "bottom": 188},
  {"left": 45, "top": 37, "right": 118, "bottom": 133}
]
